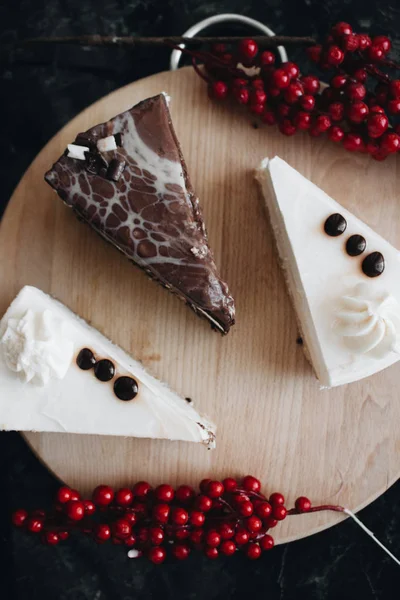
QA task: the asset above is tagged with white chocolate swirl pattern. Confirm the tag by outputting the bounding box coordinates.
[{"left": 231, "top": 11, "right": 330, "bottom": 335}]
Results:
[{"left": 335, "top": 283, "right": 400, "bottom": 359}]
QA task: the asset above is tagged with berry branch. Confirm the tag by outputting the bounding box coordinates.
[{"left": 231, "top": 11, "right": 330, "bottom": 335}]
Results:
[
  {"left": 11, "top": 475, "right": 399, "bottom": 565},
  {"left": 194, "top": 22, "right": 400, "bottom": 161}
]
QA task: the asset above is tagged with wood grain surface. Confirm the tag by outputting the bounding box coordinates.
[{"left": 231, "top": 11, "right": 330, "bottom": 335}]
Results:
[{"left": 1, "top": 67, "right": 399, "bottom": 544}]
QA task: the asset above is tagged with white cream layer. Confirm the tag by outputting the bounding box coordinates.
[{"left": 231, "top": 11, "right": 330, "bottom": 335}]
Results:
[
  {"left": 256, "top": 156, "right": 400, "bottom": 388},
  {"left": 0, "top": 286, "right": 216, "bottom": 446}
]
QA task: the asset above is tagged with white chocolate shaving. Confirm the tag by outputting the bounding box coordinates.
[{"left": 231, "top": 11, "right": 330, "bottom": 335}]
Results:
[
  {"left": 97, "top": 135, "right": 117, "bottom": 153},
  {"left": 67, "top": 144, "right": 89, "bottom": 160}
]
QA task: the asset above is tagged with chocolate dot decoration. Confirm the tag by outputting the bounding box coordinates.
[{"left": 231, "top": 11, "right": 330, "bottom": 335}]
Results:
[
  {"left": 324, "top": 213, "right": 347, "bottom": 237},
  {"left": 346, "top": 234, "right": 367, "bottom": 257},
  {"left": 76, "top": 348, "right": 96, "bottom": 370},
  {"left": 362, "top": 251, "right": 385, "bottom": 278},
  {"left": 94, "top": 359, "right": 115, "bottom": 382},
  {"left": 114, "top": 376, "right": 139, "bottom": 401}
]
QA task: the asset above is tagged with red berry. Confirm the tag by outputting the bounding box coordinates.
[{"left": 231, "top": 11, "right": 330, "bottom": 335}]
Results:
[
  {"left": 235, "top": 527, "right": 250, "bottom": 545},
  {"left": 175, "top": 485, "right": 195, "bottom": 504},
  {"left": 211, "top": 43, "right": 227, "bottom": 55},
  {"left": 331, "top": 74, "right": 347, "bottom": 89},
  {"left": 190, "top": 510, "right": 205, "bottom": 527},
  {"left": 341, "top": 33, "right": 359, "bottom": 52},
  {"left": 83, "top": 500, "right": 96, "bottom": 516},
  {"left": 27, "top": 517, "right": 43, "bottom": 533},
  {"left": 239, "top": 500, "right": 254, "bottom": 517},
  {"left": 260, "top": 50, "right": 275, "bottom": 66},
  {"left": 12, "top": 509, "right": 28, "bottom": 527},
  {"left": 358, "top": 34, "right": 372, "bottom": 50},
  {"left": 172, "top": 543, "right": 190, "bottom": 560},
  {"left": 326, "top": 45, "right": 344, "bottom": 66},
  {"left": 124, "top": 511, "right": 137, "bottom": 525},
  {"left": 199, "top": 479, "right": 211, "bottom": 493},
  {"left": 155, "top": 484, "right": 174, "bottom": 503},
  {"left": 273, "top": 505, "right": 287, "bottom": 521},
  {"left": 124, "top": 534, "right": 137, "bottom": 547},
  {"left": 233, "top": 78, "right": 247, "bottom": 89},
  {"left": 94, "top": 523, "right": 111, "bottom": 541},
  {"left": 367, "top": 45, "right": 384, "bottom": 61},
  {"left": 255, "top": 501, "right": 272, "bottom": 519},
  {"left": 44, "top": 532, "right": 59, "bottom": 546},
  {"left": 251, "top": 78, "right": 265, "bottom": 90},
  {"left": 112, "top": 518, "right": 131, "bottom": 539},
  {"left": 260, "top": 534, "right": 275, "bottom": 551},
  {"left": 153, "top": 503, "right": 170, "bottom": 523},
  {"left": 211, "top": 81, "right": 228, "bottom": 101},
  {"left": 277, "top": 103, "right": 291, "bottom": 118},
  {"left": 347, "top": 101, "right": 369, "bottom": 124},
  {"left": 233, "top": 493, "right": 250, "bottom": 505},
  {"left": 239, "top": 38, "right": 258, "bottom": 60},
  {"left": 56, "top": 486, "right": 72, "bottom": 504},
  {"left": 217, "top": 523, "right": 235, "bottom": 540},
  {"left": 58, "top": 531, "right": 69, "bottom": 541},
  {"left": 114, "top": 488, "right": 133, "bottom": 507},
  {"left": 262, "top": 109, "right": 277, "bottom": 125},
  {"left": 343, "top": 133, "right": 364, "bottom": 152},
  {"left": 175, "top": 528, "right": 190, "bottom": 541},
  {"left": 284, "top": 82, "right": 304, "bottom": 104},
  {"left": 294, "top": 111, "right": 311, "bottom": 130},
  {"left": 220, "top": 53, "right": 233, "bottom": 65},
  {"left": 372, "top": 35, "right": 391, "bottom": 53},
  {"left": 367, "top": 113, "right": 389, "bottom": 138},
  {"left": 328, "top": 102, "right": 344, "bottom": 121},
  {"left": 148, "top": 546, "right": 166, "bottom": 564},
  {"left": 206, "top": 480, "right": 224, "bottom": 499},
  {"left": 138, "top": 526, "right": 149, "bottom": 543},
  {"left": 66, "top": 500, "right": 85, "bottom": 521},
  {"left": 309, "top": 125, "right": 322, "bottom": 138},
  {"left": 190, "top": 529, "right": 204, "bottom": 546},
  {"left": 371, "top": 148, "right": 389, "bottom": 161},
  {"left": 222, "top": 477, "right": 238, "bottom": 493},
  {"left": 295, "top": 496, "right": 312, "bottom": 513},
  {"left": 171, "top": 507, "right": 189, "bottom": 526},
  {"left": 300, "top": 95, "right": 315, "bottom": 111},
  {"left": 315, "top": 115, "right": 332, "bottom": 132},
  {"left": 268, "top": 86, "right": 281, "bottom": 99},
  {"left": 246, "top": 516, "right": 262, "bottom": 533},
  {"left": 388, "top": 99, "right": 400, "bottom": 114},
  {"left": 241, "top": 475, "right": 261, "bottom": 493},
  {"left": 381, "top": 133, "right": 400, "bottom": 154},
  {"left": 205, "top": 546, "right": 219, "bottom": 560},
  {"left": 282, "top": 61, "right": 300, "bottom": 79},
  {"left": 132, "top": 481, "right": 152, "bottom": 500},
  {"left": 205, "top": 530, "right": 221, "bottom": 547},
  {"left": 346, "top": 81, "right": 366, "bottom": 101},
  {"left": 246, "top": 543, "right": 261, "bottom": 560},
  {"left": 251, "top": 89, "right": 267, "bottom": 106},
  {"left": 149, "top": 526, "right": 164, "bottom": 546},
  {"left": 233, "top": 86, "right": 250, "bottom": 105},
  {"left": 328, "top": 125, "right": 345, "bottom": 143},
  {"left": 273, "top": 69, "right": 290, "bottom": 89},
  {"left": 332, "top": 21, "right": 352, "bottom": 38},
  {"left": 353, "top": 68, "right": 367, "bottom": 83},
  {"left": 220, "top": 540, "right": 236, "bottom": 556},
  {"left": 279, "top": 119, "right": 297, "bottom": 136},
  {"left": 92, "top": 485, "right": 114, "bottom": 507},
  {"left": 69, "top": 489, "right": 80, "bottom": 502},
  {"left": 301, "top": 75, "right": 320, "bottom": 95},
  {"left": 264, "top": 517, "right": 278, "bottom": 529},
  {"left": 195, "top": 495, "right": 213, "bottom": 512},
  {"left": 307, "top": 45, "right": 322, "bottom": 63},
  {"left": 390, "top": 80, "right": 400, "bottom": 98}
]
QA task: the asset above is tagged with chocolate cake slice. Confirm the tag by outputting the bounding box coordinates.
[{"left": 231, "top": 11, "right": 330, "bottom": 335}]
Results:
[{"left": 45, "top": 94, "right": 235, "bottom": 333}]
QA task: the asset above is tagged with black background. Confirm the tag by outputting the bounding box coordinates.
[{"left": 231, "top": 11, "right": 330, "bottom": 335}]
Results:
[{"left": 1, "top": 1, "right": 400, "bottom": 598}]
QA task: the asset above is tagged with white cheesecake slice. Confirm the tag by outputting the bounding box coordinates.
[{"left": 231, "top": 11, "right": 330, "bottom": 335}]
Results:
[
  {"left": 256, "top": 156, "right": 400, "bottom": 388},
  {"left": 0, "top": 286, "right": 215, "bottom": 447}
]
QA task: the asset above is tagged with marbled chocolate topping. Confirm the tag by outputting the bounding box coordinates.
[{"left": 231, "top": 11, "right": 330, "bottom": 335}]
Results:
[{"left": 45, "top": 94, "right": 235, "bottom": 333}]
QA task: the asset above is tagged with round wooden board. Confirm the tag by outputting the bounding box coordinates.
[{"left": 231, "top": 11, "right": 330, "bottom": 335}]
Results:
[{"left": 1, "top": 67, "right": 400, "bottom": 545}]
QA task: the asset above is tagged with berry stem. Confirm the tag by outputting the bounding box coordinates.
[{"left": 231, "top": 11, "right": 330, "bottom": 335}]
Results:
[{"left": 287, "top": 504, "right": 345, "bottom": 515}]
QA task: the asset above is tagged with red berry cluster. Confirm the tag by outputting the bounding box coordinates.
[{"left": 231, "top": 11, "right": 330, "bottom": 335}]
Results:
[
  {"left": 12, "top": 476, "right": 319, "bottom": 563},
  {"left": 201, "top": 23, "right": 400, "bottom": 161}
]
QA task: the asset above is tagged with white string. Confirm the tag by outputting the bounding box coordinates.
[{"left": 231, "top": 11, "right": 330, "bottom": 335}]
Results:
[{"left": 344, "top": 508, "right": 400, "bottom": 567}]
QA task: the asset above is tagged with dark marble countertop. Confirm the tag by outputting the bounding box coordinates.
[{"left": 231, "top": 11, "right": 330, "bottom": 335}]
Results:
[{"left": 1, "top": 1, "right": 400, "bottom": 598}]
